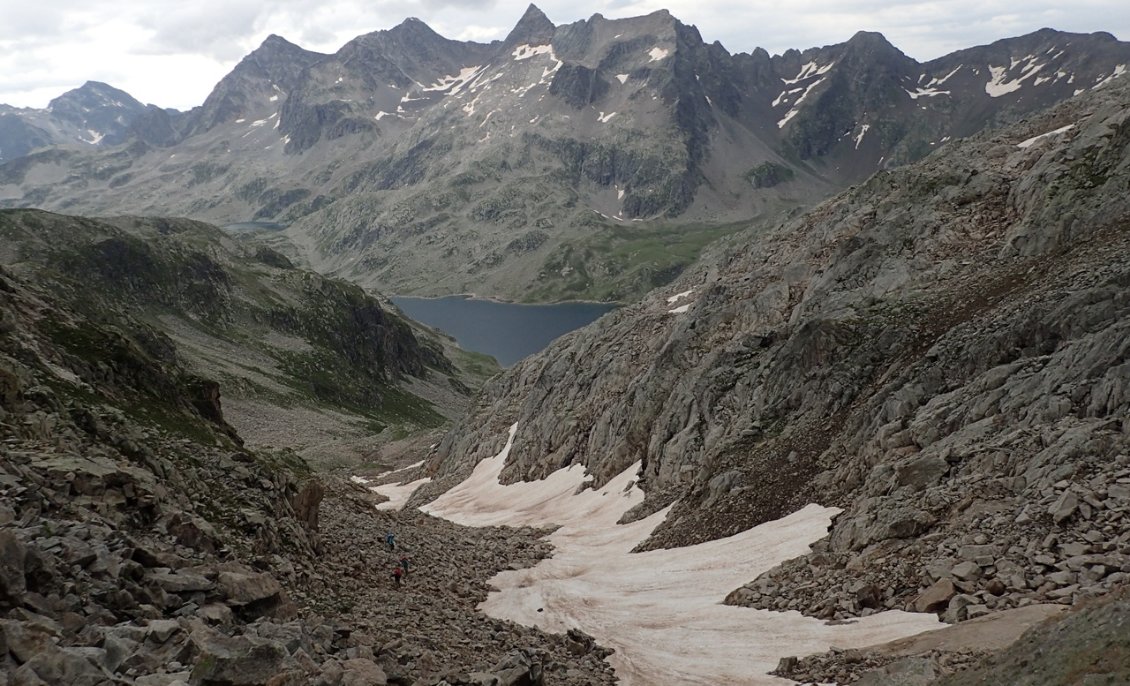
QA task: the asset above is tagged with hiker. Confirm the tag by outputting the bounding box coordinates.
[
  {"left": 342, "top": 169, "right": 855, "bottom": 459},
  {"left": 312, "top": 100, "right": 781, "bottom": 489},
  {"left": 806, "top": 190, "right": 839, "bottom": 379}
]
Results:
[
  {"left": 386, "top": 531, "right": 396, "bottom": 551},
  {"left": 392, "top": 566, "right": 403, "bottom": 587},
  {"left": 399, "top": 555, "right": 410, "bottom": 576}
]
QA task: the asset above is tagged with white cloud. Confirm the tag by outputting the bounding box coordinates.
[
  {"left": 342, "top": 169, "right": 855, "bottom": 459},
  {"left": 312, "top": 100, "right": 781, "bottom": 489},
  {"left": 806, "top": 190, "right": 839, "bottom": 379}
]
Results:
[{"left": 0, "top": 0, "right": 1124, "bottom": 110}]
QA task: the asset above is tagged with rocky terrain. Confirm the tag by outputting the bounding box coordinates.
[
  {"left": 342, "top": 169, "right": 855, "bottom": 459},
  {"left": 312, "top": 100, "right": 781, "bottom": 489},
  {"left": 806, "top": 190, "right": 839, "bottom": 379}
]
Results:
[
  {"left": 1, "top": 9, "right": 1127, "bottom": 301},
  {"left": 0, "top": 230, "right": 612, "bottom": 684},
  {"left": 0, "top": 209, "right": 498, "bottom": 471},
  {"left": 417, "top": 72, "right": 1130, "bottom": 675}
]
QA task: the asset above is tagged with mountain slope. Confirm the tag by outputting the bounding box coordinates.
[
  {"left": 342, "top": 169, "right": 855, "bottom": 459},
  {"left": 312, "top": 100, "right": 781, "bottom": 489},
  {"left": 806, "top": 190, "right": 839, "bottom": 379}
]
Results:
[
  {"left": 0, "top": 209, "right": 495, "bottom": 467},
  {"left": 1, "top": 10, "right": 1128, "bottom": 301},
  {"left": 417, "top": 77, "right": 1130, "bottom": 626}
]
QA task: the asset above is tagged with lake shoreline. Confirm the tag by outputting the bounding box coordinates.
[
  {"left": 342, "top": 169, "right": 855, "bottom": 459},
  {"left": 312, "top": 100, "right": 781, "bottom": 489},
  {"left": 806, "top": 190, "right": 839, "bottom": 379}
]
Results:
[
  {"left": 390, "top": 296, "right": 618, "bottom": 367},
  {"left": 389, "top": 292, "right": 624, "bottom": 307}
]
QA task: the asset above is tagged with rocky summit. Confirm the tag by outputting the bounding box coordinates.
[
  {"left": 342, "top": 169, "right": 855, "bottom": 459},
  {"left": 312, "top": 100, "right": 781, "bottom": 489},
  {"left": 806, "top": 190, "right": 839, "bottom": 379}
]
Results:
[{"left": 1, "top": 9, "right": 1128, "bottom": 301}]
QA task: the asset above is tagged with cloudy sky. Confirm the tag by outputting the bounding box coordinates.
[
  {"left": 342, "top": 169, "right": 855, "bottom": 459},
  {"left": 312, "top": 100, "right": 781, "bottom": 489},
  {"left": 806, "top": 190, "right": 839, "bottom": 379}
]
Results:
[{"left": 1, "top": 0, "right": 1126, "bottom": 110}]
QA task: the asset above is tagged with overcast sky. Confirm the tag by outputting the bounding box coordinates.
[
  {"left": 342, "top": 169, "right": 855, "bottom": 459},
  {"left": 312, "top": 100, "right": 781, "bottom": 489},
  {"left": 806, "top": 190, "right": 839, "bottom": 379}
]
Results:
[{"left": 1, "top": 0, "right": 1127, "bottom": 110}]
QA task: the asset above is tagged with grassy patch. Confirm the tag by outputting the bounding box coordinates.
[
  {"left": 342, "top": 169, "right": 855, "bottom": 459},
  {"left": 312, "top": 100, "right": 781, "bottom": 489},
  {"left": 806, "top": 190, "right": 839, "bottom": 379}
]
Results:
[{"left": 529, "top": 221, "right": 746, "bottom": 302}]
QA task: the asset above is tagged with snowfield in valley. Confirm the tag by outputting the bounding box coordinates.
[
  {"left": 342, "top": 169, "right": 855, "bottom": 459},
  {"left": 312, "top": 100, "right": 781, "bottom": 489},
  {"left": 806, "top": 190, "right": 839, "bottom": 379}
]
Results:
[{"left": 422, "top": 424, "right": 943, "bottom": 685}]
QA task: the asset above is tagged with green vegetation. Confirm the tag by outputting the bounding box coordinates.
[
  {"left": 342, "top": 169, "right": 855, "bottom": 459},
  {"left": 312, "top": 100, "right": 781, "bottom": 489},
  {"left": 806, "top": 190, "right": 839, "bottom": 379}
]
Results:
[
  {"left": 528, "top": 221, "right": 747, "bottom": 302},
  {"left": 744, "top": 162, "right": 796, "bottom": 189}
]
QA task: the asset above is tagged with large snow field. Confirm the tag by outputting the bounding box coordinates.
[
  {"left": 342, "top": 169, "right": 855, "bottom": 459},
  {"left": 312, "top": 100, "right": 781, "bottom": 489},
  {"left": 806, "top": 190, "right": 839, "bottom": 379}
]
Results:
[{"left": 422, "top": 424, "right": 943, "bottom": 684}]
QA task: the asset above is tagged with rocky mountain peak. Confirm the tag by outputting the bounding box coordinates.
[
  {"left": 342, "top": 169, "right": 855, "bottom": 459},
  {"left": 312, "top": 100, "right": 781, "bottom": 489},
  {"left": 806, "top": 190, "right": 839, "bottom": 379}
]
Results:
[
  {"left": 839, "top": 30, "right": 912, "bottom": 67},
  {"left": 502, "top": 3, "right": 556, "bottom": 47}
]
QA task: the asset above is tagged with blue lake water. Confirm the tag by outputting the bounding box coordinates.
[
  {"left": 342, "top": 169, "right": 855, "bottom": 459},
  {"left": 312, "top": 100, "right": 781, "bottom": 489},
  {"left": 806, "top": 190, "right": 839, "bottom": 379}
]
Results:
[{"left": 391, "top": 296, "right": 617, "bottom": 367}]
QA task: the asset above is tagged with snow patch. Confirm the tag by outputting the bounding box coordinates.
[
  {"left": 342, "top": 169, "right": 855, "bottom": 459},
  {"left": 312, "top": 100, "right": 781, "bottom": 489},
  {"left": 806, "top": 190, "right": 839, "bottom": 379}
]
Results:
[
  {"left": 374, "top": 111, "right": 393, "bottom": 120},
  {"left": 372, "top": 477, "right": 432, "bottom": 511},
  {"left": 1094, "top": 64, "right": 1128, "bottom": 89},
  {"left": 513, "top": 44, "right": 554, "bottom": 60},
  {"left": 422, "top": 65, "right": 485, "bottom": 96},
  {"left": 985, "top": 58, "right": 1048, "bottom": 97},
  {"left": 422, "top": 424, "right": 943, "bottom": 685},
  {"left": 597, "top": 111, "right": 617, "bottom": 123},
  {"left": 929, "top": 65, "right": 962, "bottom": 86},
  {"left": 350, "top": 476, "right": 370, "bottom": 485},
  {"left": 666, "top": 289, "right": 693, "bottom": 304},
  {"left": 783, "top": 60, "right": 834, "bottom": 85},
  {"left": 906, "top": 87, "right": 950, "bottom": 99},
  {"left": 615, "top": 74, "right": 629, "bottom": 84},
  {"left": 234, "top": 118, "right": 245, "bottom": 123},
  {"left": 777, "top": 77, "right": 826, "bottom": 128},
  {"left": 617, "top": 188, "right": 625, "bottom": 200},
  {"left": 667, "top": 304, "right": 691, "bottom": 314},
  {"left": 772, "top": 87, "right": 803, "bottom": 107},
  {"left": 81, "top": 129, "right": 105, "bottom": 145},
  {"left": 269, "top": 94, "right": 279, "bottom": 102},
  {"left": 854, "top": 123, "right": 870, "bottom": 149},
  {"left": 648, "top": 47, "right": 669, "bottom": 62},
  {"left": 1016, "top": 124, "right": 1075, "bottom": 149}
]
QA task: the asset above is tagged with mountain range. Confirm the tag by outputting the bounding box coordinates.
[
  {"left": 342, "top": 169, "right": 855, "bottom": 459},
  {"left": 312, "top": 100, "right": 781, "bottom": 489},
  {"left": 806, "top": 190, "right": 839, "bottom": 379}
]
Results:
[{"left": 1, "top": 6, "right": 1128, "bottom": 301}]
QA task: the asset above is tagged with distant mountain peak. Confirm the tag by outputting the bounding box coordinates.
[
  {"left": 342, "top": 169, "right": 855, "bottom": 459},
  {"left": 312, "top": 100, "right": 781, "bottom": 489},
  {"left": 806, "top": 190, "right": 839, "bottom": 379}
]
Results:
[{"left": 503, "top": 3, "right": 556, "bottom": 47}]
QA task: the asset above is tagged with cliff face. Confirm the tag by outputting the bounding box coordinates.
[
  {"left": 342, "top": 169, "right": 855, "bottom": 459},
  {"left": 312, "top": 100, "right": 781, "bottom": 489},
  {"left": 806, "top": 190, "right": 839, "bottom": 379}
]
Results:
[{"left": 420, "top": 78, "right": 1130, "bottom": 620}]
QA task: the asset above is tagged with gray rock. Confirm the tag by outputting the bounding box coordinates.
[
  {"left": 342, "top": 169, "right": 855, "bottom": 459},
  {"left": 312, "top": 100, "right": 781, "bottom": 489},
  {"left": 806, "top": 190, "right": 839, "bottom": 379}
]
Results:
[
  {"left": 339, "top": 658, "right": 388, "bottom": 686},
  {"left": 951, "top": 561, "right": 982, "bottom": 581},
  {"left": 188, "top": 637, "right": 290, "bottom": 686},
  {"left": 855, "top": 656, "right": 938, "bottom": 686},
  {"left": 146, "top": 619, "right": 182, "bottom": 643},
  {"left": 913, "top": 579, "right": 957, "bottom": 613},
  {"left": 895, "top": 455, "right": 949, "bottom": 491},
  {"left": 150, "top": 571, "right": 214, "bottom": 594},
  {"left": 216, "top": 571, "right": 283, "bottom": 607},
  {"left": 0, "top": 530, "right": 27, "bottom": 601},
  {"left": 1050, "top": 491, "right": 1080, "bottom": 524}
]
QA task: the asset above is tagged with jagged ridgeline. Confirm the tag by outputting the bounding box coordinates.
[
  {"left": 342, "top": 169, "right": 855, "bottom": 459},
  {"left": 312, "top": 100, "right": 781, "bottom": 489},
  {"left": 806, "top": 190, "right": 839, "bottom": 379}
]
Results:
[
  {"left": 2, "top": 7, "right": 1127, "bottom": 301},
  {"left": 0, "top": 210, "right": 491, "bottom": 460},
  {"left": 420, "top": 74, "right": 1130, "bottom": 628}
]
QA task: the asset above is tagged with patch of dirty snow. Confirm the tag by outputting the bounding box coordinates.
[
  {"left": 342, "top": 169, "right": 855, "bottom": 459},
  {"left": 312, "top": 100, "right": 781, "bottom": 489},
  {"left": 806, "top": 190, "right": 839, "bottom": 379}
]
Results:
[
  {"left": 666, "top": 289, "right": 693, "bottom": 304},
  {"left": 927, "top": 65, "right": 962, "bottom": 86},
  {"left": 648, "top": 47, "right": 669, "bottom": 62},
  {"left": 906, "top": 87, "right": 950, "bottom": 99},
  {"left": 782, "top": 60, "right": 834, "bottom": 85},
  {"left": 422, "top": 425, "right": 942, "bottom": 685},
  {"left": 350, "top": 476, "right": 371, "bottom": 485},
  {"left": 597, "top": 111, "right": 617, "bottom": 123},
  {"left": 985, "top": 58, "right": 1047, "bottom": 97},
  {"left": 667, "top": 303, "right": 691, "bottom": 314},
  {"left": 854, "top": 123, "right": 870, "bottom": 149},
  {"left": 373, "top": 477, "right": 432, "bottom": 511},
  {"left": 777, "top": 77, "right": 826, "bottom": 128},
  {"left": 616, "top": 74, "right": 629, "bottom": 84},
  {"left": 772, "top": 87, "right": 803, "bottom": 107},
  {"left": 513, "top": 44, "right": 554, "bottom": 60},
  {"left": 423, "top": 65, "right": 485, "bottom": 96},
  {"left": 1017, "top": 124, "right": 1075, "bottom": 148},
  {"left": 1094, "top": 64, "right": 1128, "bottom": 89}
]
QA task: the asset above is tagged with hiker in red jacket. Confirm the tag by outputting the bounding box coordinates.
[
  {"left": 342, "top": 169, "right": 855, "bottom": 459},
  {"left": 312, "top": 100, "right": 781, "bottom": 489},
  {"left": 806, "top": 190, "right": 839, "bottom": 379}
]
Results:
[{"left": 392, "top": 566, "right": 403, "bottom": 587}]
